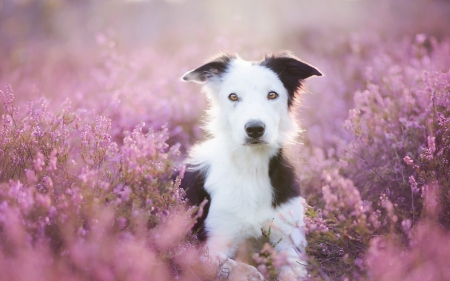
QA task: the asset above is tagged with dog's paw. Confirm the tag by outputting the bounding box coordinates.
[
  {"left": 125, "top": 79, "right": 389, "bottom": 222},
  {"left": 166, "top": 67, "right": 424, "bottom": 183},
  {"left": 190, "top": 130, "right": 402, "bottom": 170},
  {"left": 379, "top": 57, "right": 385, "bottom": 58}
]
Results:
[
  {"left": 230, "top": 265, "right": 265, "bottom": 281},
  {"left": 278, "top": 264, "right": 307, "bottom": 281},
  {"left": 220, "top": 258, "right": 266, "bottom": 281},
  {"left": 244, "top": 266, "right": 265, "bottom": 281}
]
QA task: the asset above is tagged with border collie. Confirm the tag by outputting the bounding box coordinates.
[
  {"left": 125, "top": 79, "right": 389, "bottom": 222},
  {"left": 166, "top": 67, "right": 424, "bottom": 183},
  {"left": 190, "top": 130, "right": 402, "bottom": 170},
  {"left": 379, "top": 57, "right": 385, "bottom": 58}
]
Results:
[{"left": 180, "top": 52, "right": 322, "bottom": 280}]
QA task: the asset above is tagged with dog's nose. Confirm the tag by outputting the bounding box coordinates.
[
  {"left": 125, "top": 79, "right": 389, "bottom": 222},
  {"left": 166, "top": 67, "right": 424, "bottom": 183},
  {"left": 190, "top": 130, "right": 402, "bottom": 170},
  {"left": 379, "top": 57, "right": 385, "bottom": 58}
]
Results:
[{"left": 245, "top": 120, "right": 265, "bottom": 138}]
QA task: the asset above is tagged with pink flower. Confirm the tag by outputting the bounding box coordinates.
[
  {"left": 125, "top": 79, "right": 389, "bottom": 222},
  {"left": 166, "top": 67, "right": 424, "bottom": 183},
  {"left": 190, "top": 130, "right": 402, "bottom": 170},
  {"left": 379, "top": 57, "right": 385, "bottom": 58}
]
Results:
[
  {"left": 33, "top": 152, "right": 45, "bottom": 172},
  {"left": 48, "top": 149, "right": 58, "bottom": 171},
  {"left": 403, "top": 156, "right": 414, "bottom": 166},
  {"left": 25, "top": 169, "right": 38, "bottom": 183}
]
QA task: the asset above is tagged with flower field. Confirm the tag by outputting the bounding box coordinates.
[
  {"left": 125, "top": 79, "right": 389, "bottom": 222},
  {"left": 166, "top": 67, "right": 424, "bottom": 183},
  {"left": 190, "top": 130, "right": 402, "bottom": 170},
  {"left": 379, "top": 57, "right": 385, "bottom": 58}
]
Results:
[{"left": 1, "top": 1, "right": 450, "bottom": 280}]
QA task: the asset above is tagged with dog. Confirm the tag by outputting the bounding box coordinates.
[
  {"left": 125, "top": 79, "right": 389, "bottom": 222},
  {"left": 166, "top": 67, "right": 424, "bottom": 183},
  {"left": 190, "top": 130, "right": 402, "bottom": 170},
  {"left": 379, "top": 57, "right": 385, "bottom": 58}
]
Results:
[{"left": 180, "top": 52, "right": 322, "bottom": 280}]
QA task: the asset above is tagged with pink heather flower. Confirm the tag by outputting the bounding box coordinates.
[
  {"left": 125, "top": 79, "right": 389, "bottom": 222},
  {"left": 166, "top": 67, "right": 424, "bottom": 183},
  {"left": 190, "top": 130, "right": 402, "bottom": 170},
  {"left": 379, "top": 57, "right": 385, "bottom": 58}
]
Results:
[
  {"left": 117, "top": 217, "right": 127, "bottom": 229},
  {"left": 81, "top": 124, "right": 90, "bottom": 147},
  {"left": 409, "top": 176, "right": 419, "bottom": 194},
  {"left": 36, "top": 193, "right": 51, "bottom": 209},
  {"left": 8, "top": 180, "right": 34, "bottom": 213},
  {"left": 415, "top": 33, "right": 427, "bottom": 44},
  {"left": 381, "top": 197, "right": 395, "bottom": 218},
  {"left": 121, "top": 186, "right": 132, "bottom": 202},
  {"left": 25, "top": 169, "right": 38, "bottom": 183},
  {"left": 261, "top": 242, "right": 274, "bottom": 253},
  {"left": 257, "top": 264, "right": 267, "bottom": 276},
  {"left": 48, "top": 149, "right": 57, "bottom": 170},
  {"left": 252, "top": 253, "right": 262, "bottom": 263},
  {"left": 33, "top": 152, "right": 45, "bottom": 172},
  {"left": 272, "top": 252, "right": 288, "bottom": 268},
  {"left": 99, "top": 181, "right": 110, "bottom": 191},
  {"left": 403, "top": 155, "right": 414, "bottom": 166},
  {"left": 78, "top": 166, "right": 98, "bottom": 184},
  {"left": 42, "top": 176, "right": 54, "bottom": 189},
  {"left": 48, "top": 206, "right": 57, "bottom": 218},
  {"left": 0, "top": 85, "right": 16, "bottom": 115},
  {"left": 114, "top": 185, "right": 132, "bottom": 202},
  {"left": 32, "top": 125, "right": 42, "bottom": 140},
  {"left": 427, "top": 136, "right": 436, "bottom": 154},
  {"left": 401, "top": 219, "right": 412, "bottom": 233},
  {"left": 77, "top": 227, "right": 87, "bottom": 237},
  {"left": 8, "top": 179, "right": 23, "bottom": 198}
]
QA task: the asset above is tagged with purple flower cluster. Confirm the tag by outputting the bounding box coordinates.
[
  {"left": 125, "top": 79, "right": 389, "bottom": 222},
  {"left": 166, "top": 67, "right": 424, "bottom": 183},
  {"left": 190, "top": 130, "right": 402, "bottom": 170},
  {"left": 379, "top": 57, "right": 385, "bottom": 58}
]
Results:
[
  {"left": 0, "top": 84, "right": 217, "bottom": 280},
  {"left": 298, "top": 33, "right": 450, "bottom": 280}
]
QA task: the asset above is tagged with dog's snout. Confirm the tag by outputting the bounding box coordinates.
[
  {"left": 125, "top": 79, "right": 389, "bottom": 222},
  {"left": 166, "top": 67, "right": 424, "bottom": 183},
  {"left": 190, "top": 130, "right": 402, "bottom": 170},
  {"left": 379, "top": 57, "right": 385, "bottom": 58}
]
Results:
[{"left": 245, "top": 120, "right": 265, "bottom": 138}]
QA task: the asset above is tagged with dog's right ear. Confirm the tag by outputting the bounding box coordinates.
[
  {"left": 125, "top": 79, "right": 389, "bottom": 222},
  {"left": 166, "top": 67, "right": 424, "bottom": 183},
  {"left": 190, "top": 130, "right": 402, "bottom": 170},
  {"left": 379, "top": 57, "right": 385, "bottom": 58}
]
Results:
[{"left": 181, "top": 53, "right": 236, "bottom": 84}]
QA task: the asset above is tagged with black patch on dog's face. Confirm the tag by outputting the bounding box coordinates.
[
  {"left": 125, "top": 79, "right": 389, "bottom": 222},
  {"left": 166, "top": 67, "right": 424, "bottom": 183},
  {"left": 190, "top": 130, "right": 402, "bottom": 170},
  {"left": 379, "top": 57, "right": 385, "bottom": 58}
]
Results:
[
  {"left": 261, "top": 52, "right": 322, "bottom": 107},
  {"left": 182, "top": 53, "right": 236, "bottom": 84},
  {"left": 269, "top": 149, "right": 300, "bottom": 207},
  {"left": 180, "top": 165, "right": 210, "bottom": 242}
]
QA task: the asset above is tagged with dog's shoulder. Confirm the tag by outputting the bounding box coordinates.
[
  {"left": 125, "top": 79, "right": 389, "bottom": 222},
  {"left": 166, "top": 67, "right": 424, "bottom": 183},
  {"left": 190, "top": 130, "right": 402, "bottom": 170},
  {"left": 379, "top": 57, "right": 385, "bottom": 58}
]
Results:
[
  {"left": 181, "top": 164, "right": 209, "bottom": 204},
  {"left": 269, "top": 149, "right": 301, "bottom": 208},
  {"left": 180, "top": 164, "right": 211, "bottom": 241}
]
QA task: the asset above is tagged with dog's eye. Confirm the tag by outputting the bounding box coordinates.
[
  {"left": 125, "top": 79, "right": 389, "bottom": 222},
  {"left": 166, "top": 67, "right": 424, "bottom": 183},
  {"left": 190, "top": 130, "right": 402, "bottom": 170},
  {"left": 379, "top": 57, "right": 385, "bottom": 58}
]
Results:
[
  {"left": 228, "top": 93, "right": 239, "bottom": 101},
  {"left": 268, "top": 91, "right": 278, "bottom": 100}
]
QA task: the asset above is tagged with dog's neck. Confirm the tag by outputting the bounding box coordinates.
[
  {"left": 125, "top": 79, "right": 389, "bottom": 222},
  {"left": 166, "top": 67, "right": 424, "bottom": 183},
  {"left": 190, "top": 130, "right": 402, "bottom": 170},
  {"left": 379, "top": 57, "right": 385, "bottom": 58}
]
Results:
[
  {"left": 226, "top": 139, "right": 279, "bottom": 173},
  {"left": 189, "top": 134, "right": 281, "bottom": 175}
]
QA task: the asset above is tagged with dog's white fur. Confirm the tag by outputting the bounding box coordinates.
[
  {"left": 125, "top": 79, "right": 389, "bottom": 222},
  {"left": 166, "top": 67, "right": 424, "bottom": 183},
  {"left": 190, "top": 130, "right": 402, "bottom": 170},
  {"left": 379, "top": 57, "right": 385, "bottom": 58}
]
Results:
[{"left": 182, "top": 54, "right": 318, "bottom": 280}]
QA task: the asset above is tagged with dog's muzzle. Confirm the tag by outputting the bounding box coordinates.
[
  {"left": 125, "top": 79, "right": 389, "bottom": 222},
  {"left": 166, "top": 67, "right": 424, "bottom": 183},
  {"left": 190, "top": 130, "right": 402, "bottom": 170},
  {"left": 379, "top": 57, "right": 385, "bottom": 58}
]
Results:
[{"left": 245, "top": 120, "right": 265, "bottom": 140}]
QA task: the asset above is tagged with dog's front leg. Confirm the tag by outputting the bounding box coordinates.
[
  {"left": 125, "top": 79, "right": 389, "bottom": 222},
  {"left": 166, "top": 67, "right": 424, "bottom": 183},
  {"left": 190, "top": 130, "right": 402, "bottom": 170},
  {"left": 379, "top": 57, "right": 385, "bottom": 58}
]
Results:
[
  {"left": 270, "top": 197, "right": 308, "bottom": 280},
  {"left": 272, "top": 231, "right": 307, "bottom": 280}
]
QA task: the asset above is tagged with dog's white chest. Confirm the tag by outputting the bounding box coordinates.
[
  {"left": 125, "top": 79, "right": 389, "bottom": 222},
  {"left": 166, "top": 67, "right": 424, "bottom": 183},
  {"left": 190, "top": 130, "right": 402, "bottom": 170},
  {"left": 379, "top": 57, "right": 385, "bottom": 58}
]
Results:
[{"left": 204, "top": 155, "right": 276, "bottom": 239}]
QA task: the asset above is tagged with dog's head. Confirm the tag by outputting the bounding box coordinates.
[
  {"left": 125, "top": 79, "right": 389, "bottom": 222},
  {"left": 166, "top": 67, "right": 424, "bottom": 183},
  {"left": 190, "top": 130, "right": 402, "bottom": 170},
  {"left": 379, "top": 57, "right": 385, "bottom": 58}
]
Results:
[{"left": 182, "top": 52, "right": 322, "bottom": 148}]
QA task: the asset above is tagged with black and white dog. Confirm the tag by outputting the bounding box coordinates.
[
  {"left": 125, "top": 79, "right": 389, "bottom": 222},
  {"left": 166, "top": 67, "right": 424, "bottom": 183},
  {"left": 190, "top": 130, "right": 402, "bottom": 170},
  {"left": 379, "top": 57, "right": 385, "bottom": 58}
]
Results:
[{"left": 180, "top": 52, "right": 321, "bottom": 280}]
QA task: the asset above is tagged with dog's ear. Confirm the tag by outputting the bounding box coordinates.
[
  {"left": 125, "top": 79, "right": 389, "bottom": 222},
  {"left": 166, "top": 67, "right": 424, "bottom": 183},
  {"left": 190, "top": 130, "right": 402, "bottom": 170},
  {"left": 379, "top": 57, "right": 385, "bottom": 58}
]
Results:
[
  {"left": 181, "top": 53, "right": 236, "bottom": 84},
  {"left": 261, "top": 52, "right": 322, "bottom": 106}
]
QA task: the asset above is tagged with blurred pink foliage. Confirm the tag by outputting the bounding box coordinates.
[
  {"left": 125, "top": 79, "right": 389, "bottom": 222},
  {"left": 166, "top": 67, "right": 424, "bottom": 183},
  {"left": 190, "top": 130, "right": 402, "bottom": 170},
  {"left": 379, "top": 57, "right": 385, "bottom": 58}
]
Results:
[
  {"left": 297, "top": 32, "right": 450, "bottom": 280},
  {"left": 0, "top": 83, "right": 216, "bottom": 280}
]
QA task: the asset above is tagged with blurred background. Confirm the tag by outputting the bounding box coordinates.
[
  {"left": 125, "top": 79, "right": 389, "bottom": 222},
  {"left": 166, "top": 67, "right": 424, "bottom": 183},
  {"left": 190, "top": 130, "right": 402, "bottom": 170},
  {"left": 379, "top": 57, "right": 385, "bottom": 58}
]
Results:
[{"left": 2, "top": 0, "right": 450, "bottom": 62}]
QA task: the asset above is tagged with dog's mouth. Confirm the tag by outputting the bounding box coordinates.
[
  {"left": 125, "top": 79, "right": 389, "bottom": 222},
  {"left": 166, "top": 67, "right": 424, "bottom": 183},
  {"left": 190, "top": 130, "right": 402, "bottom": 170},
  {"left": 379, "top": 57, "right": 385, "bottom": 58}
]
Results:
[{"left": 244, "top": 139, "right": 268, "bottom": 146}]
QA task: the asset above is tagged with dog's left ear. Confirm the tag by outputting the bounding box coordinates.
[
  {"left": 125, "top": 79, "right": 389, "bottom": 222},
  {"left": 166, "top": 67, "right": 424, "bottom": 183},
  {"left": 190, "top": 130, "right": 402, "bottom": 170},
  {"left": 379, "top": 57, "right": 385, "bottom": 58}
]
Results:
[
  {"left": 261, "top": 52, "right": 322, "bottom": 106},
  {"left": 181, "top": 53, "right": 236, "bottom": 84}
]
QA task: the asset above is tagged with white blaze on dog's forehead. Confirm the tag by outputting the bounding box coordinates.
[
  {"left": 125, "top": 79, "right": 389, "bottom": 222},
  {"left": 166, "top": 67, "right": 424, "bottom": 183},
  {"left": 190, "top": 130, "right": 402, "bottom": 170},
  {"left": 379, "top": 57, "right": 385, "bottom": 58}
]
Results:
[
  {"left": 221, "top": 59, "right": 286, "bottom": 95},
  {"left": 225, "top": 59, "right": 282, "bottom": 84}
]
